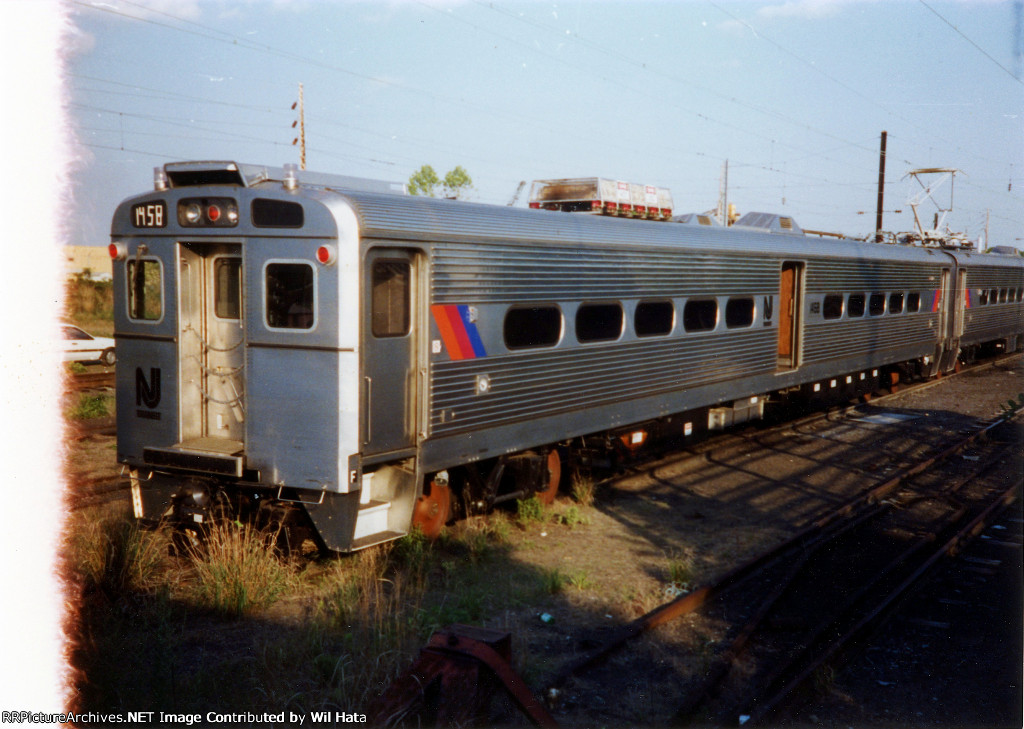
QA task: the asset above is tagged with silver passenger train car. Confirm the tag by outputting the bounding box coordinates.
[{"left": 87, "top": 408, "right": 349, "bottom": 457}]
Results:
[{"left": 112, "top": 161, "right": 1024, "bottom": 552}]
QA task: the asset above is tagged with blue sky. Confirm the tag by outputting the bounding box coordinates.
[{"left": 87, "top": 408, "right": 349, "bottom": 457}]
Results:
[{"left": 67, "top": 0, "right": 1023, "bottom": 248}]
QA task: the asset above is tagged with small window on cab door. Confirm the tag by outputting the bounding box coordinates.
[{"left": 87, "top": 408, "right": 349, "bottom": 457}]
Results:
[
  {"left": 127, "top": 258, "right": 163, "bottom": 321},
  {"left": 266, "top": 262, "right": 314, "bottom": 329},
  {"left": 371, "top": 260, "right": 411, "bottom": 337}
]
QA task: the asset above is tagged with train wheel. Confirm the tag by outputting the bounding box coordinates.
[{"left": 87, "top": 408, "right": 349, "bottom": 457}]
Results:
[
  {"left": 536, "top": 449, "right": 562, "bottom": 505},
  {"left": 412, "top": 479, "right": 452, "bottom": 538}
]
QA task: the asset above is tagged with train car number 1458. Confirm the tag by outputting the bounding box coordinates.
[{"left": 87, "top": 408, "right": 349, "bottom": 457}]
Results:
[{"left": 132, "top": 201, "right": 166, "bottom": 228}]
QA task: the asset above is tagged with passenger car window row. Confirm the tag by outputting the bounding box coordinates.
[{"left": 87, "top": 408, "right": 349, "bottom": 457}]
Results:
[
  {"left": 821, "top": 291, "right": 923, "bottom": 319},
  {"left": 501, "top": 296, "right": 760, "bottom": 350}
]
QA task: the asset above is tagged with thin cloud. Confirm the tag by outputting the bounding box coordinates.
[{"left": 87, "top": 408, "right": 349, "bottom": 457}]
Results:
[{"left": 756, "top": 0, "right": 849, "bottom": 21}]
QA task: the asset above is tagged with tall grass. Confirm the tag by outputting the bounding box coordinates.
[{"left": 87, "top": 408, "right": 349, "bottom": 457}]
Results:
[
  {"left": 187, "top": 520, "right": 293, "bottom": 617},
  {"left": 570, "top": 469, "right": 596, "bottom": 507},
  {"left": 71, "top": 509, "right": 167, "bottom": 599},
  {"left": 68, "top": 505, "right": 549, "bottom": 718}
]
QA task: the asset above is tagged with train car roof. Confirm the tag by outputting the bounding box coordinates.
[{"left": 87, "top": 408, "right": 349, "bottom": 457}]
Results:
[
  {"left": 942, "top": 247, "right": 1024, "bottom": 269},
  {"left": 331, "top": 187, "right": 955, "bottom": 265},
  {"left": 114, "top": 161, "right": 1021, "bottom": 270}
]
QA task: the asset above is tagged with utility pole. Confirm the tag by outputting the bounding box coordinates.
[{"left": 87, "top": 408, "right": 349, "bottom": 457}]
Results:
[
  {"left": 875, "top": 130, "right": 887, "bottom": 243},
  {"left": 291, "top": 83, "right": 306, "bottom": 170},
  {"left": 718, "top": 160, "right": 729, "bottom": 226}
]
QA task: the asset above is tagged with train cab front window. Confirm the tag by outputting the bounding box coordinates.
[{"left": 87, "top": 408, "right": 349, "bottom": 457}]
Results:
[
  {"left": 266, "top": 262, "right": 314, "bottom": 329},
  {"left": 127, "top": 258, "right": 163, "bottom": 321}
]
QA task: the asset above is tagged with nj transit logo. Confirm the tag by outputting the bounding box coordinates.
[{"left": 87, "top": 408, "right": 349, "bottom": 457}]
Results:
[{"left": 135, "top": 367, "right": 162, "bottom": 420}]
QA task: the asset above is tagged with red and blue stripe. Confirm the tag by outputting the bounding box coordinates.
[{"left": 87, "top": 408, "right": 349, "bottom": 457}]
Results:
[{"left": 431, "top": 304, "right": 487, "bottom": 360}]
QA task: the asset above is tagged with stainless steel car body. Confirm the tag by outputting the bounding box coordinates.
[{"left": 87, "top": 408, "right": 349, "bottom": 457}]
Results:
[{"left": 111, "top": 161, "right": 1024, "bottom": 552}]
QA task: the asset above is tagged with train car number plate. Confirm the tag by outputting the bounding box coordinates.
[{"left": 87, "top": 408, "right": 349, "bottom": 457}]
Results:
[{"left": 132, "top": 201, "right": 166, "bottom": 228}]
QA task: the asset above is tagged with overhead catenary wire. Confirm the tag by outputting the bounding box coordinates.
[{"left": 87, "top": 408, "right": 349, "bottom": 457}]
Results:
[{"left": 69, "top": 1, "right": 1022, "bottom": 238}]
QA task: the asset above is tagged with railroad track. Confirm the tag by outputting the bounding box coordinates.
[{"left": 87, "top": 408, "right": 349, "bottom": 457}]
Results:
[
  {"left": 541, "top": 409, "right": 1021, "bottom": 726},
  {"left": 69, "top": 370, "right": 116, "bottom": 391}
]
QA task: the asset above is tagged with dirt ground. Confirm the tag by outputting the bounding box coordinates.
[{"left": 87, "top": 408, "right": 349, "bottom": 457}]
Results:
[{"left": 65, "top": 356, "right": 1024, "bottom": 727}]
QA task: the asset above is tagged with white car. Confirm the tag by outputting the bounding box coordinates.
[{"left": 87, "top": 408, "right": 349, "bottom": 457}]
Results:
[{"left": 63, "top": 324, "right": 116, "bottom": 366}]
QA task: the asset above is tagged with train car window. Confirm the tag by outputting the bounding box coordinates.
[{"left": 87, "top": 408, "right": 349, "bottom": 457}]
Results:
[
  {"left": 576, "top": 303, "right": 624, "bottom": 342},
  {"left": 847, "top": 294, "right": 866, "bottom": 317},
  {"left": 127, "top": 259, "right": 162, "bottom": 321},
  {"left": 725, "top": 297, "right": 755, "bottom": 328},
  {"left": 504, "top": 306, "right": 562, "bottom": 349},
  {"left": 371, "top": 261, "right": 411, "bottom": 337},
  {"left": 1000, "top": 288, "right": 1009, "bottom": 303},
  {"left": 868, "top": 293, "right": 885, "bottom": 316},
  {"left": 634, "top": 300, "right": 674, "bottom": 337},
  {"left": 265, "top": 263, "right": 314, "bottom": 329},
  {"left": 683, "top": 299, "right": 718, "bottom": 332},
  {"left": 214, "top": 257, "right": 242, "bottom": 319},
  {"left": 1017, "top": 288, "right": 1023, "bottom": 302},
  {"left": 979, "top": 289, "right": 989, "bottom": 306},
  {"left": 990, "top": 288, "right": 998, "bottom": 304},
  {"left": 252, "top": 198, "right": 304, "bottom": 228},
  {"left": 888, "top": 292, "right": 904, "bottom": 314},
  {"left": 822, "top": 294, "right": 844, "bottom": 320},
  {"left": 907, "top": 292, "right": 921, "bottom": 312}
]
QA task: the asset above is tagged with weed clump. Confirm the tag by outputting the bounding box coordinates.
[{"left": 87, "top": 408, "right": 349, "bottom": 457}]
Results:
[
  {"left": 71, "top": 510, "right": 167, "bottom": 600},
  {"left": 67, "top": 393, "right": 111, "bottom": 420},
  {"left": 516, "top": 495, "right": 546, "bottom": 525},
  {"left": 187, "top": 520, "right": 292, "bottom": 618},
  {"left": 570, "top": 469, "right": 596, "bottom": 506}
]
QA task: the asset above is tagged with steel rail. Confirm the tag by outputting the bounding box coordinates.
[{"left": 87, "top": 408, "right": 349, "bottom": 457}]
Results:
[
  {"left": 747, "top": 468, "right": 1019, "bottom": 724},
  {"left": 68, "top": 371, "right": 116, "bottom": 391},
  {"left": 691, "top": 433, "right": 1018, "bottom": 725},
  {"left": 544, "top": 404, "right": 1021, "bottom": 696}
]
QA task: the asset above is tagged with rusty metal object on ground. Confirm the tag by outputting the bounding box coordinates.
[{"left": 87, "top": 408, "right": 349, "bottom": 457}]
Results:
[{"left": 369, "top": 624, "right": 558, "bottom": 728}]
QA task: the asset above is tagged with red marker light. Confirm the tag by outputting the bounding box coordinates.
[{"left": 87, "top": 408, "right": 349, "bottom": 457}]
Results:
[
  {"left": 316, "top": 245, "right": 336, "bottom": 265},
  {"left": 108, "top": 242, "right": 127, "bottom": 260},
  {"left": 206, "top": 205, "right": 221, "bottom": 223}
]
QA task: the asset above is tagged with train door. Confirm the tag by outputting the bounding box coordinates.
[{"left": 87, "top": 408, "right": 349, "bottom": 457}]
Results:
[
  {"left": 178, "top": 243, "right": 245, "bottom": 447},
  {"left": 362, "top": 248, "right": 419, "bottom": 456},
  {"left": 938, "top": 266, "right": 964, "bottom": 373},
  {"left": 777, "top": 261, "right": 804, "bottom": 369}
]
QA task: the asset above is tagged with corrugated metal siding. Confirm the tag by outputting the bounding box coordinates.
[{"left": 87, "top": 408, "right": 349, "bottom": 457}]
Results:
[
  {"left": 962, "top": 263, "right": 1024, "bottom": 344},
  {"left": 803, "top": 316, "right": 935, "bottom": 364},
  {"left": 431, "top": 242, "right": 777, "bottom": 304},
  {"left": 963, "top": 306, "right": 1024, "bottom": 343},
  {"left": 430, "top": 329, "right": 775, "bottom": 435},
  {"left": 965, "top": 265, "right": 1024, "bottom": 289},
  {"left": 804, "top": 260, "right": 941, "bottom": 293}
]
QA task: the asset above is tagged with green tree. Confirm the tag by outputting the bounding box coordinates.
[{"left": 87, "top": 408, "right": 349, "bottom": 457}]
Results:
[
  {"left": 408, "top": 164, "right": 440, "bottom": 197},
  {"left": 408, "top": 164, "right": 473, "bottom": 199},
  {"left": 442, "top": 166, "right": 473, "bottom": 199}
]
